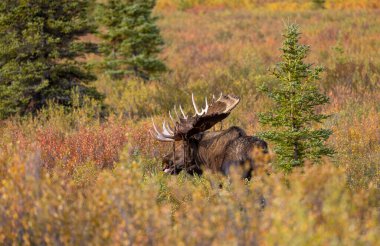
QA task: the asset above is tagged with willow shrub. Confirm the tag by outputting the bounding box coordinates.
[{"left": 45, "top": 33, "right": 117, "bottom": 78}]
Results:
[{"left": 0, "top": 146, "right": 378, "bottom": 245}]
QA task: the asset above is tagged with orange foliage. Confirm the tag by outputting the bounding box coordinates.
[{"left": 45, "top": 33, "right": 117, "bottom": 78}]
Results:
[{"left": 36, "top": 123, "right": 128, "bottom": 170}]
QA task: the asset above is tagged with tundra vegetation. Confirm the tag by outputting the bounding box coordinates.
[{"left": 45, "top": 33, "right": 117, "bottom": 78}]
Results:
[{"left": 0, "top": 0, "right": 379, "bottom": 245}]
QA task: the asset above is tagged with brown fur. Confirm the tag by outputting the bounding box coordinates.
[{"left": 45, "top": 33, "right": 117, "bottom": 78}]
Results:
[{"left": 162, "top": 126, "right": 268, "bottom": 178}]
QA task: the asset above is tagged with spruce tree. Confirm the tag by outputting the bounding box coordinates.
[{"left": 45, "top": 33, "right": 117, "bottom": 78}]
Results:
[
  {"left": 0, "top": 0, "right": 102, "bottom": 119},
  {"left": 98, "top": 0, "right": 167, "bottom": 81},
  {"left": 259, "top": 24, "right": 334, "bottom": 172}
]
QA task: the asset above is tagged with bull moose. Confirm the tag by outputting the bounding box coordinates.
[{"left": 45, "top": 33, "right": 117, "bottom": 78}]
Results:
[{"left": 151, "top": 93, "right": 269, "bottom": 179}]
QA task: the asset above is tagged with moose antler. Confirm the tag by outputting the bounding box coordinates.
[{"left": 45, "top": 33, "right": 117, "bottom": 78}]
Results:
[{"left": 151, "top": 93, "right": 240, "bottom": 142}]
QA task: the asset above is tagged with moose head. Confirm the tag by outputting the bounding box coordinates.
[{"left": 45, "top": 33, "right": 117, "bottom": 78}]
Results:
[{"left": 151, "top": 93, "right": 269, "bottom": 179}]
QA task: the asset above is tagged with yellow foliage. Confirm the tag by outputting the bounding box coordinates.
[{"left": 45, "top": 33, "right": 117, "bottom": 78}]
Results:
[
  {"left": 95, "top": 75, "right": 161, "bottom": 118},
  {"left": 265, "top": 1, "right": 314, "bottom": 11},
  {"left": 0, "top": 147, "right": 378, "bottom": 244},
  {"left": 325, "top": 0, "right": 380, "bottom": 9}
]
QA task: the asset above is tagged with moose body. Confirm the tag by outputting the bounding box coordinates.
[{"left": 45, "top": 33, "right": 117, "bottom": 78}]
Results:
[
  {"left": 163, "top": 126, "right": 268, "bottom": 179},
  {"left": 151, "top": 93, "right": 269, "bottom": 179}
]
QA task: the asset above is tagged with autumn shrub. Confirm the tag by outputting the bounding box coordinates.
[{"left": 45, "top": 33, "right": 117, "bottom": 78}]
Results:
[
  {"left": 94, "top": 76, "right": 164, "bottom": 117},
  {"left": 325, "top": 0, "right": 380, "bottom": 9},
  {"left": 36, "top": 122, "right": 127, "bottom": 170},
  {"left": 327, "top": 96, "right": 380, "bottom": 189},
  {"left": 0, "top": 148, "right": 378, "bottom": 244},
  {"left": 0, "top": 89, "right": 378, "bottom": 245},
  {"left": 0, "top": 102, "right": 129, "bottom": 172}
]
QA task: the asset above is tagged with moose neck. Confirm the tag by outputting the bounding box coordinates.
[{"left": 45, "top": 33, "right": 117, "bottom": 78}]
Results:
[
  {"left": 182, "top": 139, "right": 193, "bottom": 170},
  {"left": 191, "top": 127, "right": 248, "bottom": 172}
]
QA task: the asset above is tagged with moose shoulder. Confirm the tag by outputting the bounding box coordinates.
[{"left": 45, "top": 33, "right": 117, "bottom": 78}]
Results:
[
  {"left": 151, "top": 93, "right": 269, "bottom": 179},
  {"left": 163, "top": 126, "right": 268, "bottom": 179}
]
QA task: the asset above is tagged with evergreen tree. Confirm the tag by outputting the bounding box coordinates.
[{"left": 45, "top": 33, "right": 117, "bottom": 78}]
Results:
[
  {"left": 259, "top": 24, "right": 334, "bottom": 172},
  {"left": 0, "top": 0, "right": 102, "bottom": 119},
  {"left": 99, "top": 0, "right": 167, "bottom": 81}
]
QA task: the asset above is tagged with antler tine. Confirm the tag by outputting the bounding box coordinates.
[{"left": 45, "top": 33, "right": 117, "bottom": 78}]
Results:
[
  {"left": 192, "top": 93, "right": 209, "bottom": 116},
  {"left": 192, "top": 93, "right": 201, "bottom": 116},
  {"left": 149, "top": 130, "right": 174, "bottom": 142},
  {"left": 151, "top": 118, "right": 174, "bottom": 139},
  {"left": 169, "top": 111, "right": 176, "bottom": 124},
  {"left": 203, "top": 97, "right": 208, "bottom": 114},
  {"left": 179, "top": 105, "right": 187, "bottom": 119},
  {"left": 174, "top": 106, "right": 181, "bottom": 120},
  {"left": 162, "top": 121, "right": 174, "bottom": 136},
  {"left": 217, "top": 92, "right": 223, "bottom": 101},
  {"left": 165, "top": 121, "right": 174, "bottom": 134}
]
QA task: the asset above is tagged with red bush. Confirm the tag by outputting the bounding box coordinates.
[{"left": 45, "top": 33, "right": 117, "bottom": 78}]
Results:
[{"left": 36, "top": 123, "right": 128, "bottom": 170}]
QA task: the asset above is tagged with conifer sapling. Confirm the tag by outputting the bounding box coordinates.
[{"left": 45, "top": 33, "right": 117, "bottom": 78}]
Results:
[{"left": 259, "top": 24, "right": 334, "bottom": 172}]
